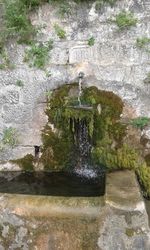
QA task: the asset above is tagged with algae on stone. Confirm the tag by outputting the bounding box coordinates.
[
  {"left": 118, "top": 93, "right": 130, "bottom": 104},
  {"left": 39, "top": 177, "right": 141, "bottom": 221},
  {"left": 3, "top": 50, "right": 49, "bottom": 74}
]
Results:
[{"left": 12, "top": 154, "right": 35, "bottom": 171}]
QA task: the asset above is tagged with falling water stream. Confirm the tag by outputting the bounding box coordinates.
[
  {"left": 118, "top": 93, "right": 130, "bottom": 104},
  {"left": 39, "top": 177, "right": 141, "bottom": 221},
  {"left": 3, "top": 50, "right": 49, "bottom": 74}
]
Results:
[
  {"left": 78, "top": 71, "right": 84, "bottom": 106},
  {"left": 78, "top": 77, "right": 82, "bottom": 106},
  {"left": 69, "top": 72, "right": 105, "bottom": 178}
]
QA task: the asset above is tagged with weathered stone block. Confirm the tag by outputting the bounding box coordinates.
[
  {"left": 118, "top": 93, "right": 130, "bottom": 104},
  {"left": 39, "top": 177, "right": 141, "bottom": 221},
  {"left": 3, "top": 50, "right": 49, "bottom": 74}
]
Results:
[
  {"left": 0, "top": 90, "right": 19, "bottom": 104},
  {"left": 69, "top": 44, "right": 98, "bottom": 64}
]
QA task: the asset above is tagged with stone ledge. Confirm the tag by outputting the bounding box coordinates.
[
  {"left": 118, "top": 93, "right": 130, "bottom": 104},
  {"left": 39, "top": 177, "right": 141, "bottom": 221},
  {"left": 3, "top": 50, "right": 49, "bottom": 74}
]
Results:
[
  {"left": 106, "top": 170, "right": 145, "bottom": 211},
  {"left": 0, "top": 194, "right": 105, "bottom": 218}
]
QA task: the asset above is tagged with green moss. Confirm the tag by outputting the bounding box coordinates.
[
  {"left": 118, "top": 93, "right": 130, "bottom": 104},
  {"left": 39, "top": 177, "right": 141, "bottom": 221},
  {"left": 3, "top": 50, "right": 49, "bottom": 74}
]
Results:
[
  {"left": 12, "top": 154, "right": 34, "bottom": 171},
  {"left": 92, "top": 143, "right": 142, "bottom": 171},
  {"left": 12, "top": 83, "right": 147, "bottom": 196},
  {"left": 41, "top": 125, "right": 73, "bottom": 170},
  {"left": 125, "top": 228, "right": 134, "bottom": 237},
  {"left": 136, "top": 165, "right": 150, "bottom": 198},
  {"left": 16, "top": 79, "right": 24, "bottom": 87},
  {"left": 1, "top": 127, "right": 18, "bottom": 148},
  {"left": 145, "top": 154, "right": 150, "bottom": 167},
  {"left": 40, "top": 84, "right": 125, "bottom": 171}
]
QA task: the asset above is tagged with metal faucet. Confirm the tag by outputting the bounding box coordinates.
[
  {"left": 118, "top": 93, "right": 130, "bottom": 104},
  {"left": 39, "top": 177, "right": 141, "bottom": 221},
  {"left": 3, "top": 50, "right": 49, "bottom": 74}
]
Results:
[{"left": 78, "top": 72, "right": 84, "bottom": 79}]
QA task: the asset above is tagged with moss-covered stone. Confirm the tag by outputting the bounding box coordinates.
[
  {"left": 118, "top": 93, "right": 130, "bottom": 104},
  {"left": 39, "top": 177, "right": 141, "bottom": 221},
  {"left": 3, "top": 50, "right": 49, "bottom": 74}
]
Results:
[
  {"left": 92, "top": 142, "right": 144, "bottom": 171},
  {"left": 40, "top": 83, "right": 124, "bottom": 171},
  {"left": 136, "top": 165, "right": 150, "bottom": 198},
  {"left": 125, "top": 228, "right": 135, "bottom": 237},
  {"left": 145, "top": 154, "right": 150, "bottom": 167},
  {"left": 12, "top": 154, "right": 34, "bottom": 171}
]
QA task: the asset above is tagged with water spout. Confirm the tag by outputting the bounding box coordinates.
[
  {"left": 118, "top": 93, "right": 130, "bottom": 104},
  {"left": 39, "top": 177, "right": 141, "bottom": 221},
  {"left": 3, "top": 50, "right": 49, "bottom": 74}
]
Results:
[{"left": 78, "top": 72, "right": 84, "bottom": 106}]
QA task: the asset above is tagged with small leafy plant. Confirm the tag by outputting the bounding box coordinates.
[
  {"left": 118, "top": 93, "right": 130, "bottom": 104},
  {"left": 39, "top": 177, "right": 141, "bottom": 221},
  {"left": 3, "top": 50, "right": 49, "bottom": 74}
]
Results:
[
  {"left": 88, "top": 36, "right": 95, "bottom": 46},
  {"left": 24, "top": 39, "right": 53, "bottom": 69},
  {"left": 2, "top": 127, "right": 18, "bottom": 147},
  {"left": 54, "top": 24, "right": 66, "bottom": 39},
  {"left": 58, "top": 2, "right": 72, "bottom": 17},
  {"left": 144, "top": 72, "right": 150, "bottom": 84},
  {"left": 130, "top": 117, "right": 150, "bottom": 129},
  {"left": 95, "top": 0, "right": 117, "bottom": 10},
  {"left": 0, "top": 48, "right": 15, "bottom": 70},
  {"left": 136, "top": 37, "right": 150, "bottom": 49},
  {"left": 137, "top": 166, "right": 150, "bottom": 198},
  {"left": 114, "top": 11, "right": 137, "bottom": 30},
  {"left": 16, "top": 80, "right": 24, "bottom": 87},
  {"left": 3, "top": 0, "right": 36, "bottom": 44}
]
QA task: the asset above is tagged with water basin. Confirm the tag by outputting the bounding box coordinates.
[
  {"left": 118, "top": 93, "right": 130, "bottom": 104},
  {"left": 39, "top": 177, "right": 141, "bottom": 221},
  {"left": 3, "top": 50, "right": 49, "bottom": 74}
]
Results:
[{"left": 0, "top": 171, "right": 105, "bottom": 197}]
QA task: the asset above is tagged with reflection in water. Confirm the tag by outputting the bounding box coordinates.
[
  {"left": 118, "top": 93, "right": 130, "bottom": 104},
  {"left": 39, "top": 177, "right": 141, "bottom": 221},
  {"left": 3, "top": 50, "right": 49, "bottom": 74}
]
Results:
[{"left": 0, "top": 171, "right": 105, "bottom": 197}]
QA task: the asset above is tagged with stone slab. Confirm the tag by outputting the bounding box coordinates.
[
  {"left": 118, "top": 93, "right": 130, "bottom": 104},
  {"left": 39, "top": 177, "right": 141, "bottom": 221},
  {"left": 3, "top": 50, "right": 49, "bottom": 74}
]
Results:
[
  {"left": 106, "top": 170, "right": 145, "bottom": 211},
  {"left": 69, "top": 44, "right": 98, "bottom": 64},
  {"left": 0, "top": 194, "right": 104, "bottom": 218}
]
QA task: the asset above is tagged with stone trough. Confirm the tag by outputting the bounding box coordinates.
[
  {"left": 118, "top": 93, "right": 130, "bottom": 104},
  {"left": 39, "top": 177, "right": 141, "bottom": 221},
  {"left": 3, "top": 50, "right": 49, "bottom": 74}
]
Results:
[{"left": 0, "top": 170, "right": 149, "bottom": 250}]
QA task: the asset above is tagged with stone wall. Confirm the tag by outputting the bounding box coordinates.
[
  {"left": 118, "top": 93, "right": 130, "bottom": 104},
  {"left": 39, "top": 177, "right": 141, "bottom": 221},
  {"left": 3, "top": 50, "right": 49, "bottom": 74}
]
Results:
[{"left": 1, "top": 0, "right": 150, "bottom": 161}]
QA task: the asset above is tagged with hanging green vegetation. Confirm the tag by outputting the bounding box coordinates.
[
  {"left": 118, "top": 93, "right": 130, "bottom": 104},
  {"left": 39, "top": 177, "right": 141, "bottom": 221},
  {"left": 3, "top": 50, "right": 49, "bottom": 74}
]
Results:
[
  {"left": 92, "top": 142, "right": 143, "bottom": 171},
  {"left": 137, "top": 165, "right": 150, "bottom": 198},
  {"left": 12, "top": 154, "right": 35, "bottom": 171},
  {"left": 40, "top": 83, "right": 124, "bottom": 170}
]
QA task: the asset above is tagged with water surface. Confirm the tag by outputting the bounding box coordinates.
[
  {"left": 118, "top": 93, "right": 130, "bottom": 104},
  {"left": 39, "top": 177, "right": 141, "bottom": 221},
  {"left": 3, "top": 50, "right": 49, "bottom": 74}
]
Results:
[{"left": 0, "top": 171, "right": 105, "bottom": 197}]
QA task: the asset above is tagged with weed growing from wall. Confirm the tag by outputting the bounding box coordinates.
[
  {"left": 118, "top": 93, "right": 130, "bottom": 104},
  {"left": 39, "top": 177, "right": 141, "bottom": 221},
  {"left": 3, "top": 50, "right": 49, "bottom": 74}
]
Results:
[
  {"left": 95, "top": 0, "right": 117, "bottom": 10},
  {"left": 0, "top": 48, "right": 15, "bottom": 70},
  {"left": 1, "top": 127, "right": 19, "bottom": 149},
  {"left": 54, "top": 24, "right": 66, "bottom": 39},
  {"left": 136, "top": 37, "right": 150, "bottom": 55},
  {"left": 57, "top": 2, "right": 72, "bottom": 17},
  {"left": 114, "top": 11, "right": 137, "bottom": 30},
  {"left": 3, "top": 0, "right": 36, "bottom": 44},
  {"left": 24, "top": 39, "right": 53, "bottom": 69},
  {"left": 130, "top": 117, "right": 150, "bottom": 130},
  {"left": 16, "top": 80, "right": 24, "bottom": 87},
  {"left": 136, "top": 37, "right": 150, "bottom": 49},
  {"left": 88, "top": 36, "right": 95, "bottom": 46},
  {"left": 144, "top": 72, "right": 150, "bottom": 84}
]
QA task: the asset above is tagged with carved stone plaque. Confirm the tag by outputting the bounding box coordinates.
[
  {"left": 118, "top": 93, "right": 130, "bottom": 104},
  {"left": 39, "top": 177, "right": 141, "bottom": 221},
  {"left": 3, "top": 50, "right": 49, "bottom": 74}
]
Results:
[{"left": 69, "top": 45, "right": 97, "bottom": 64}]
